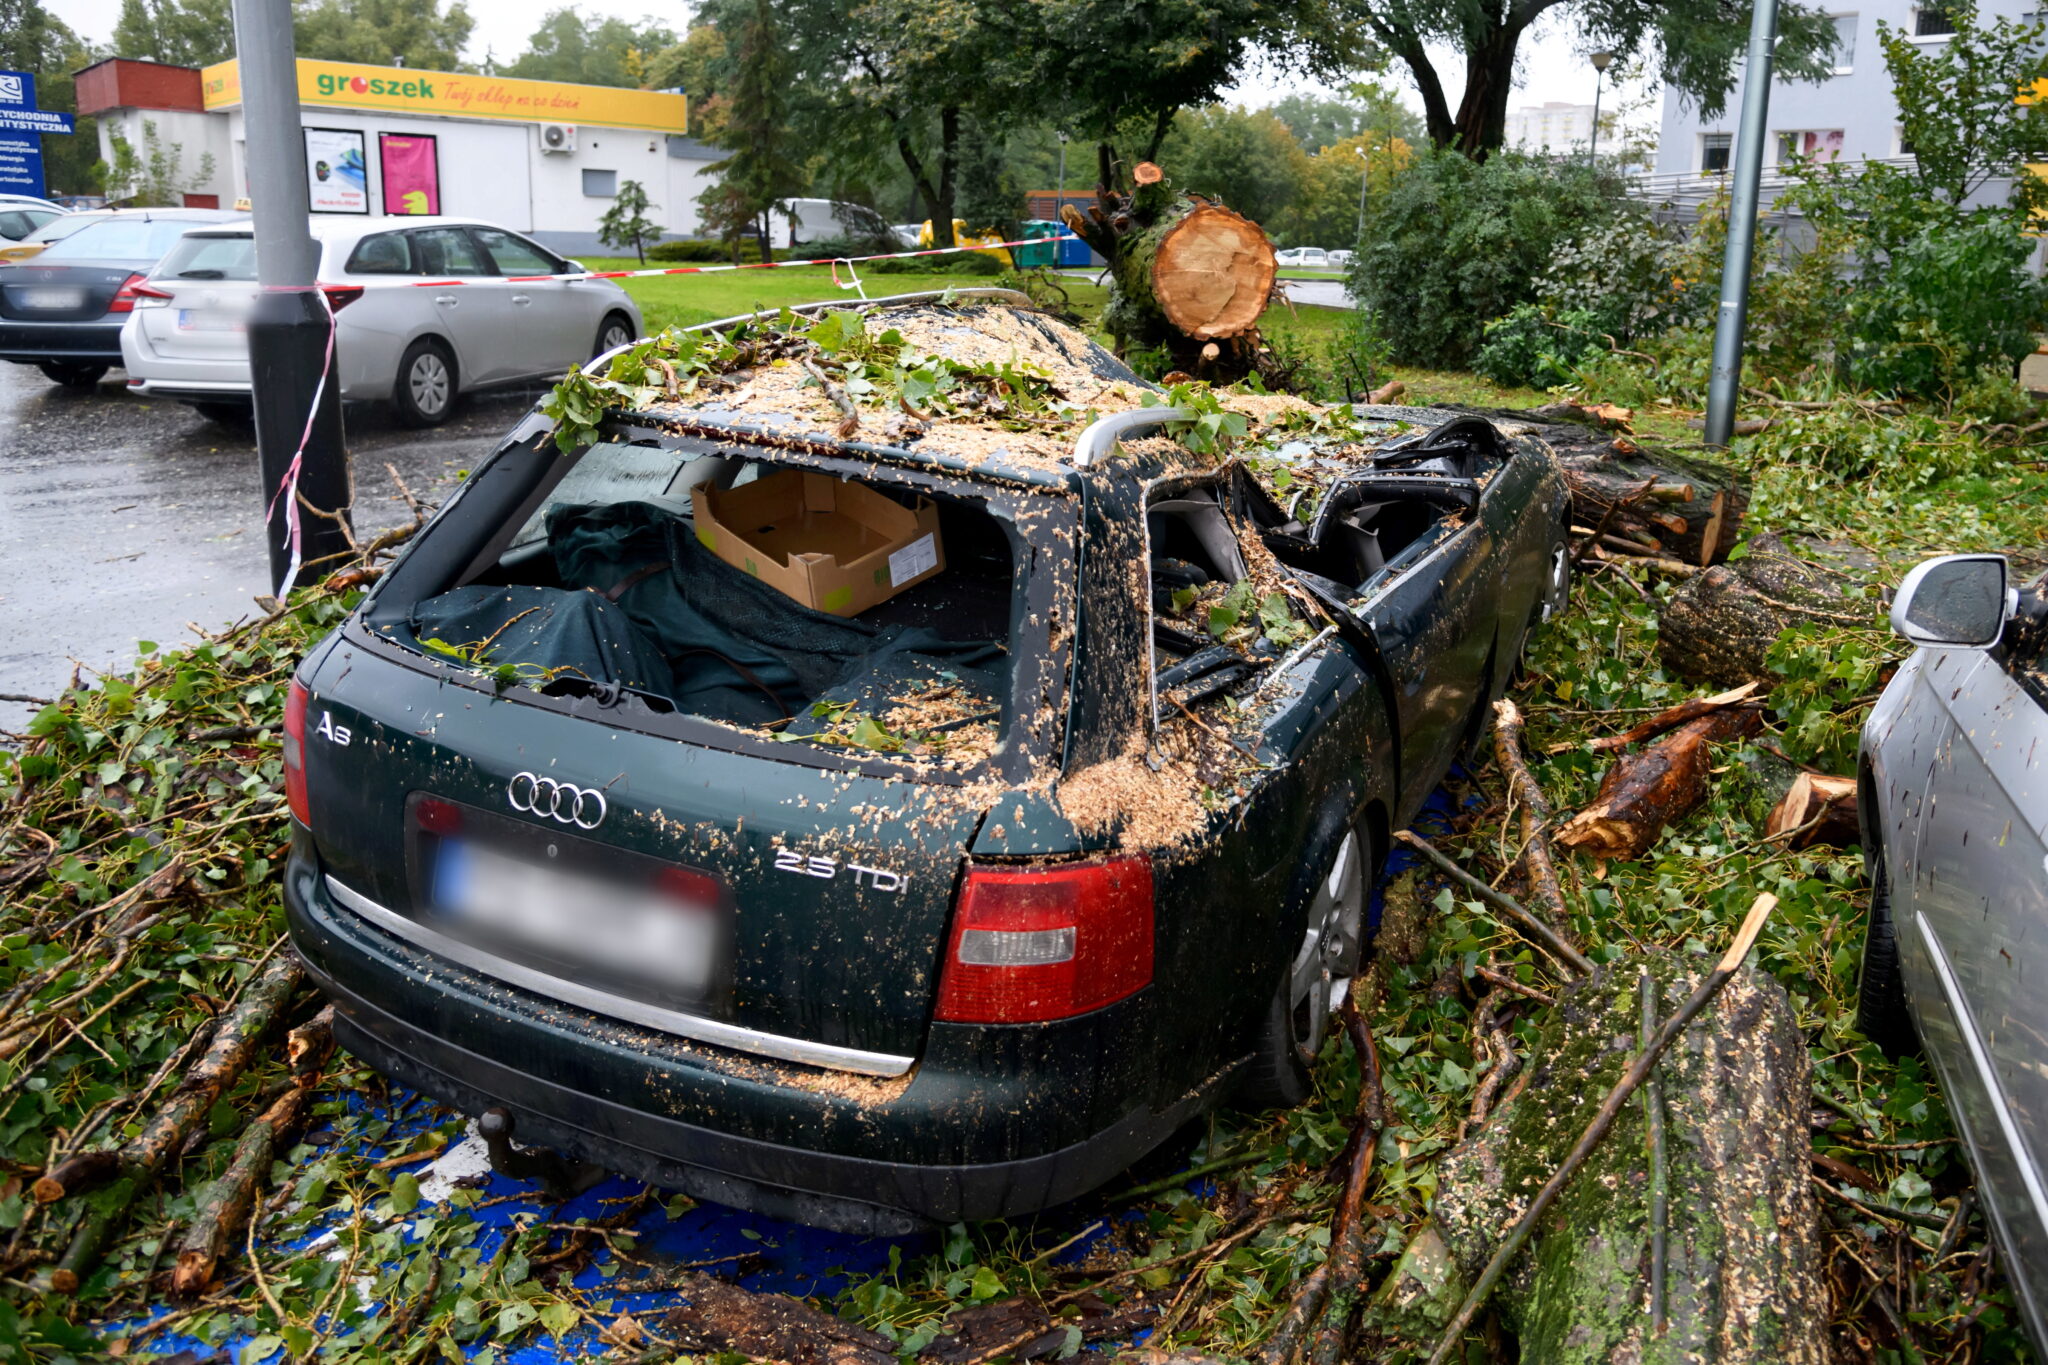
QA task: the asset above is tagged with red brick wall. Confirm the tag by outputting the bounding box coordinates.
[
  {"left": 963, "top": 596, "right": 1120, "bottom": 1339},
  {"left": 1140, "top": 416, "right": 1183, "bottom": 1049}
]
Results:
[{"left": 75, "top": 59, "right": 205, "bottom": 116}]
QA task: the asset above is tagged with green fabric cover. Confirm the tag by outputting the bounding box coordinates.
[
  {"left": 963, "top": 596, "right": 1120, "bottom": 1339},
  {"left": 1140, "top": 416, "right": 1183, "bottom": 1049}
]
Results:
[{"left": 407, "top": 585, "right": 676, "bottom": 697}]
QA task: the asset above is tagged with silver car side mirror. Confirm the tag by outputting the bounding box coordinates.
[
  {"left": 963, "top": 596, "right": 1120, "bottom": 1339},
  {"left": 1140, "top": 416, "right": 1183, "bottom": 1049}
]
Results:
[{"left": 1890, "top": 553, "right": 2014, "bottom": 648}]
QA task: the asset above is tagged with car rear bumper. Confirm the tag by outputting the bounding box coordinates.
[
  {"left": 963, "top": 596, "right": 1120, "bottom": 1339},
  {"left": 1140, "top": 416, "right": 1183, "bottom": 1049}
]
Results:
[
  {"left": 0, "top": 320, "right": 123, "bottom": 364},
  {"left": 125, "top": 377, "right": 253, "bottom": 405},
  {"left": 284, "top": 843, "right": 1216, "bottom": 1231}
]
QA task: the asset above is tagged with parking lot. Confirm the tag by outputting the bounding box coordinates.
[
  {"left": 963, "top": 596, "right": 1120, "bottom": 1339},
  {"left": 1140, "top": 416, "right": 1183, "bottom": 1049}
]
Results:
[{"left": 0, "top": 363, "right": 551, "bottom": 727}]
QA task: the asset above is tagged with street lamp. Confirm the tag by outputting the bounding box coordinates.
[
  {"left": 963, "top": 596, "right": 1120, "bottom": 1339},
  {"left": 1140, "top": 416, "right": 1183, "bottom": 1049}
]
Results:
[
  {"left": 1055, "top": 130, "right": 1069, "bottom": 221},
  {"left": 1354, "top": 142, "right": 1370, "bottom": 243},
  {"left": 1589, "top": 50, "right": 1614, "bottom": 165}
]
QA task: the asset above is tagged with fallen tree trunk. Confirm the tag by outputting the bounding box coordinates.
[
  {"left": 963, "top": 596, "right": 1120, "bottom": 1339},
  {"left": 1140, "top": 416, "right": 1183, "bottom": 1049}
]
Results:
[
  {"left": 1363, "top": 943, "right": 1828, "bottom": 1363},
  {"left": 1556, "top": 699, "right": 1764, "bottom": 862},
  {"left": 1657, "top": 533, "right": 1876, "bottom": 686},
  {"left": 170, "top": 1084, "right": 312, "bottom": 1296},
  {"left": 1766, "top": 773, "right": 1860, "bottom": 849},
  {"left": 1061, "top": 162, "right": 1278, "bottom": 383}
]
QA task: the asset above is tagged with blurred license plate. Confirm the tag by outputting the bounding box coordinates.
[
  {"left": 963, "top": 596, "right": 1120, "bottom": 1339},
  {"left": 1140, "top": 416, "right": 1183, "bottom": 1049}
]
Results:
[
  {"left": 177, "top": 309, "right": 243, "bottom": 332},
  {"left": 432, "top": 841, "right": 716, "bottom": 991},
  {"left": 18, "top": 288, "right": 82, "bottom": 310}
]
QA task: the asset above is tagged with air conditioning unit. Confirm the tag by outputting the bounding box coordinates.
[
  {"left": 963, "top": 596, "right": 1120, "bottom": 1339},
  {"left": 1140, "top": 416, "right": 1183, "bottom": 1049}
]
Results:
[{"left": 538, "top": 123, "right": 577, "bottom": 154}]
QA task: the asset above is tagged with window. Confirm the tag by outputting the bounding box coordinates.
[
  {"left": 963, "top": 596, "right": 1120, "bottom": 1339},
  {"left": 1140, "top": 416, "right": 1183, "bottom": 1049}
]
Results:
[
  {"left": 1914, "top": 4, "right": 1956, "bottom": 36},
  {"left": 1831, "top": 13, "right": 1857, "bottom": 70},
  {"left": 1702, "top": 133, "right": 1733, "bottom": 172},
  {"left": 346, "top": 231, "right": 415, "bottom": 275},
  {"left": 1777, "top": 129, "right": 1846, "bottom": 163},
  {"left": 473, "top": 226, "right": 561, "bottom": 276},
  {"left": 39, "top": 218, "right": 208, "bottom": 261},
  {"left": 0, "top": 211, "right": 33, "bottom": 241},
  {"left": 582, "top": 169, "right": 617, "bottom": 197},
  {"left": 155, "top": 233, "right": 258, "bottom": 281},
  {"left": 407, "top": 227, "right": 488, "bottom": 276}
]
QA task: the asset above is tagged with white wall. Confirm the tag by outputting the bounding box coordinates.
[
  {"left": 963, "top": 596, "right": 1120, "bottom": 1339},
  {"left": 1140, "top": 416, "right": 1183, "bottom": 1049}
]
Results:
[
  {"left": 96, "top": 106, "right": 236, "bottom": 203},
  {"left": 219, "top": 109, "right": 533, "bottom": 228}
]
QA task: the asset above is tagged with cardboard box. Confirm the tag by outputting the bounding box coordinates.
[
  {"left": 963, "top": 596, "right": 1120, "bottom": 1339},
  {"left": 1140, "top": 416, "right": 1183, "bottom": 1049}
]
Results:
[{"left": 692, "top": 469, "right": 946, "bottom": 617}]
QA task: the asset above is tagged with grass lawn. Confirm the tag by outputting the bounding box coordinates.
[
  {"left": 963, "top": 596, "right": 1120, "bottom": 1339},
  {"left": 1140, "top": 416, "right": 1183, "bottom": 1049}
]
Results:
[
  {"left": 1276, "top": 269, "right": 1348, "bottom": 281},
  {"left": 584, "top": 258, "right": 1048, "bottom": 333}
]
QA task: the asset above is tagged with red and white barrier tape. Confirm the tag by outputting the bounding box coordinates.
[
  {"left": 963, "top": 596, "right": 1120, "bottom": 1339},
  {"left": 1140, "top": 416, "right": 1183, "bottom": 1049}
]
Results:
[
  {"left": 263, "top": 284, "right": 338, "bottom": 600},
  {"left": 402, "top": 233, "right": 1083, "bottom": 288}
]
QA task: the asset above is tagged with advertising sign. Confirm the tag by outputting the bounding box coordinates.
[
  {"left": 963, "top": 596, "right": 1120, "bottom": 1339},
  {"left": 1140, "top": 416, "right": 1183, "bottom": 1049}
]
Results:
[
  {"left": 378, "top": 132, "right": 439, "bottom": 214},
  {"left": 305, "top": 126, "right": 368, "bottom": 213},
  {"left": 0, "top": 69, "right": 74, "bottom": 199},
  {"left": 203, "top": 58, "right": 686, "bottom": 133}
]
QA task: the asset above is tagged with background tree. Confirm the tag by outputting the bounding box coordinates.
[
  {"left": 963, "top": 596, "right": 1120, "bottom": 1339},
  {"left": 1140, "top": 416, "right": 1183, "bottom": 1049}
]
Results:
[
  {"left": 596, "top": 178, "right": 662, "bottom": 262},
  {"left": 1160, "top": 106, "right": 1311, "bottom": 226},
  {"left": 1264, "top": 81, "right": 1422, "bottom": 149},
  {"left": 698, "top": 0, "right": 801, "bottom": 262},
  {"left": 1269, "top": 128, "right": 1413, "bottom": 246},
  {"left": 1880, "top": 0, "right": 2048, "bottom": 210},
  {"left": 1, "top": 0, "right": 101, "bottom": 194},
  {"left": 292, "top": 0, "right": 475, "bottom": 70},
  {"left": 507, "top": 8, "right": 677, "bottom": 87},
  {"left": 103, "top": 118, "right": 217, "bottom": 205},
  {"left": 645, "top": 23, "right": 730, "bottom": 139},
  {"left": 112, "top": 0, "right": 233, "bottom": 67},
  {"left": 1345, "top": 0, "right": 1839, "bottom": 156},
  {"left": 954, "top": 116, "right": 1026, "bottom": 236}
]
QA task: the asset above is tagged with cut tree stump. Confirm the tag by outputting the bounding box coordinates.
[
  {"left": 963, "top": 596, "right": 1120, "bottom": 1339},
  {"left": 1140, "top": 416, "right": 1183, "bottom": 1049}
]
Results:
[
  {"left": 1766, "top": 773, "right": 1860, "bottom": 849},
  {"left": 1362, "top": 951, "right": 1827, "bottom": 1363},
  {"left": 1657, "top": 533, "right": 1877, "bottom": 686},
  {"left": 1061, "top": 163, "right": 1278, "bottom": 383}
]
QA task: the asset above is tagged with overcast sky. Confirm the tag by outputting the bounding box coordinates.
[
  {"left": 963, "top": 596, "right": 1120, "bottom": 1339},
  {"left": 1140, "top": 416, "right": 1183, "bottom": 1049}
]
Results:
[{"left": 56, "top": 0, "right": 1658, "bottom": 132}]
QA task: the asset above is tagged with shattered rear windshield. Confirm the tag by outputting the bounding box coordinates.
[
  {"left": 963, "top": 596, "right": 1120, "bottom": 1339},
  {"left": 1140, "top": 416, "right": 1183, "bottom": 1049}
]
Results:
[{"left": 382, "top": 438, "right": 1041, "bottom": 772}]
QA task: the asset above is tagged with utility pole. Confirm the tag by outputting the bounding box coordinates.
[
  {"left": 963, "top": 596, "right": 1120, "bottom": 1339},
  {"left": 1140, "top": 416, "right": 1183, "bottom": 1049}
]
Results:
[
  {"left": 1589, "top": 50, "right": 1613, "bottom": 164},
  {"left": 1704, "top": 0, "right": 1780, "bottom": 447},
  {"left": 234, "top": 0, "right": 352, "bottom": 596},
  {"left": 1355, "top": 143, "right": 1370, "bottom": 242}
]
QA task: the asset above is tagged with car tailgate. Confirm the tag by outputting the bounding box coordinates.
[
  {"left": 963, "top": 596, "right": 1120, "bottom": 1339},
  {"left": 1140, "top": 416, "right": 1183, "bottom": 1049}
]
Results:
[
  {"left": 299, "top": 647, "right": 986, "bottom": 1065},
  {"left": 135, "top": 279, "right": 254, "bottom": 361},
  {"left": 0, "top": 265, "right": 133, "bottom": 321}
]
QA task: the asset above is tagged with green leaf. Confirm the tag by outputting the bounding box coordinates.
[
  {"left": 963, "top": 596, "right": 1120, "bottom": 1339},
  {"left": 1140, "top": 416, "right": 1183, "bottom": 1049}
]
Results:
[
  {"left": 538, "top": 1302, "right": 579, "bottom": 1338},
  {"left": 969, "top": 1265, "right": 1006, "bottom": 1300},
  {"left": 389, "top": 1172, "right": 421, "bottom": 1215}
]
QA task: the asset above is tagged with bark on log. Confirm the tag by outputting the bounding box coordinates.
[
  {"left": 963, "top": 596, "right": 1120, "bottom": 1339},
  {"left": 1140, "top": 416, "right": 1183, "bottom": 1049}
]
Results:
[
  {"left": 1657, "top": 533, "right": 1876, "bottom": 686},
  {"left": 170, "top": 1084, "right": 311, "bottom": 1296},
  {"left": 1556, "top": 702, "right": 1765, "bottom": 861},
  {"left": 1362, "top": 951, "right": 1827, "bottom": 1363},
  {"left": 1062, "top": 166, "right": 1278, "bottom": 383},
  {"left": 1588, "top": 682, "right": 1761, "bottom": 752},
  {"left": 657, "top": 1271, "right": 898, "bottom": 1363},
  {"left": 1766, "top": 773, "right": 1860, "bottom": 850}
]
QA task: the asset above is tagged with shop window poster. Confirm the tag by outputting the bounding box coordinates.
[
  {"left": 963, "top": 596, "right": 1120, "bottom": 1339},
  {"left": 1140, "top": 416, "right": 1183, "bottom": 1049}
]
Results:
[
  {"left": 379, "top": 133, "right": 439, "bottom": 215},
  {"left": 305, "top": 127, "right": 367, "bottom": 213}
]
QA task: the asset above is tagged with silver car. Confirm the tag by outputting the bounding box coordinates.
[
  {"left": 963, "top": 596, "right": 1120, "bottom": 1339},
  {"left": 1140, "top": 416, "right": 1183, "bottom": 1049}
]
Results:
[
  {"left": 1859, "top": 552, "right": 2048, "bottom": 1353},
  {"left": 121, "top": 216, "right": 641, "bottom": 426}
]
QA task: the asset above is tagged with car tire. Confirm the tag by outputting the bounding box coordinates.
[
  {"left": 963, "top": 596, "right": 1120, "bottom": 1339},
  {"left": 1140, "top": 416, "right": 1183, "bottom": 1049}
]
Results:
[
  {"left": 1856, "top": 859, "right": 1918, "bottom": 1057},
  {"left": 593, "top": 312, "right": 636, "bottom": 361},
  {"left": 39, "top": 362, "right": 107, "bottom": 390},
  {"left": 1239, "top": 823, "right": 1373, "bottom": 1110},
  {"left": 191, "top": 402, "right": 251, "bottom": 426},
  {"left": 393, "top": 339, "right": 456, "bottom": 428}
]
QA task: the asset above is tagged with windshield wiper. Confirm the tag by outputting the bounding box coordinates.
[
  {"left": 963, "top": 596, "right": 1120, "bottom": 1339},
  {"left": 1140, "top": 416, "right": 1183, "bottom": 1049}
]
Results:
[{"left": 177, "top": 269, "right": 226, "bottom": 279}]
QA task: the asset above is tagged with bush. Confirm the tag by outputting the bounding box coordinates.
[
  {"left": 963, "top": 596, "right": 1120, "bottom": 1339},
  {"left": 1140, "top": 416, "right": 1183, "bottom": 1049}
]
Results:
[
  {"left": 646, "top": 238, "right": 773, "bottom": 263},
  {"left": 865, "top": 252, "right": 1006, "bottom": 276},
  {"left": 1473, "top": 304, "right": 1610, "bottom": 389},
  {"left": 1844, "top": 216, "right": 2046, "bottom": 402},
  {"left": 1347, "top": 151, "right": 1631, "bottom": 369}
]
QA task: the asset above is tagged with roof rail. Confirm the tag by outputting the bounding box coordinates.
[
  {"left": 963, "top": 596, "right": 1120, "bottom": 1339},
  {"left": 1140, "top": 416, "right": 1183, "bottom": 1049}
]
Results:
[{"left": 1071, "top": 406, "right": 1193, "bottom": 468}]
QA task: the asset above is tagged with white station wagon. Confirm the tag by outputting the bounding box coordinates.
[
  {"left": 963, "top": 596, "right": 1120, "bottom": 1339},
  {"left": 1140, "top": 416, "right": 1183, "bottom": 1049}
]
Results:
[{"left": 121, "top": 216, "right": 641, "bottom": 426}]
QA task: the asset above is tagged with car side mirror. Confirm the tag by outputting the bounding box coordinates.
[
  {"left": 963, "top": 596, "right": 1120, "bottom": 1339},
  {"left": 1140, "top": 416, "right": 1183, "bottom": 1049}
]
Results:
[
  {"left": 1890, "top": 553, "right": 2013, "bottom": 648},
  {"left": 564, "top": 260, "right": 586, "bottom": 274}
]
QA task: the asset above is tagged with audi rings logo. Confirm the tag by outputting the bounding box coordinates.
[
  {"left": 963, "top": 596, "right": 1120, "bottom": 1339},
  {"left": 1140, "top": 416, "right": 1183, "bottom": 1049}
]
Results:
[{"left": 507, "top": 772, "right": 607, "bottom": 829}]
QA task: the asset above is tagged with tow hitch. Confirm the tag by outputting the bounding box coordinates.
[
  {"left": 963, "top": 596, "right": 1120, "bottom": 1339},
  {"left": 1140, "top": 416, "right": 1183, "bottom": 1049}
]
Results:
[{"left": 477, "top": 1107, "right": 608, "bottom": 1199}]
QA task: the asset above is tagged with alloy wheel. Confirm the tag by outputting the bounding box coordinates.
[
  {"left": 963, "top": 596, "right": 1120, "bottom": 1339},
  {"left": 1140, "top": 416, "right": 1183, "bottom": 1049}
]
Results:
[
  {"left": 410, "top": 352, "right": 451, "bottom": 416},
  {"left": 1286, "top": 830, "right": 1366, "bottom": 1066},
  {"left": 599, "top": 321, "right": 633, "bottom": 355},
  {"left": 1541, "top": 543, "right": 1571, "bottom": 622}
]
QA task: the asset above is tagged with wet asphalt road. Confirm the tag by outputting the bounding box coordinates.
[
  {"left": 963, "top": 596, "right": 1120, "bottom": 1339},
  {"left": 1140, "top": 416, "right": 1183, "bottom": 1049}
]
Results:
[{"left": 0, "top": 362, "right": 552, "bottom": 728}]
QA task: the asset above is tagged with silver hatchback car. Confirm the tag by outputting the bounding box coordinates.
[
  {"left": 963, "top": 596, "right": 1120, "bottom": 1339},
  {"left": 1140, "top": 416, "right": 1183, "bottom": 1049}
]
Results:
[
  {"left": 1859, "top": 552, "right": 2048, "bottom": 1353},
  {"left": 121, "top": 216, "right": 641, "bottom": 426}
]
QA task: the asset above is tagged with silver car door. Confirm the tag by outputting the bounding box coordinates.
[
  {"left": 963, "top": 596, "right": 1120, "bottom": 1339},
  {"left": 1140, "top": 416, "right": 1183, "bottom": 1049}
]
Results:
[
  {"left": 1908, "top": 640, "right": 2048, "bottom": 1316},
  {"left": 470, "top": 225, "right": 585, "bottom": 375},
  {"left": 407, "top": 226, "right": 505, "bottom": 384}
]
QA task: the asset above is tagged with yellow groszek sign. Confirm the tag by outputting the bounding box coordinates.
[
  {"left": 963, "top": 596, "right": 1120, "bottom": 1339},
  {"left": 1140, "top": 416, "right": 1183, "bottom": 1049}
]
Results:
[{"left": 200, "top": 58, "right": 687, "bottom": 134}]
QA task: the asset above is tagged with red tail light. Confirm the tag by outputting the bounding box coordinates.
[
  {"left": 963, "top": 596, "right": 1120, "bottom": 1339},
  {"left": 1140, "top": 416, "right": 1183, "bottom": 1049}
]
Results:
[
  {"left": 416, "top": 796, "right": 463, "bottom": 835},
  {"left": 131, "top": 282, "right": 175, "bottom": 304},
  {"left": 106, "top": 272, "right": 149, "bottom": 313},
  {"left": 935, "top": 857, "right": 1154, "bottom": 1024},
  {"left": 320, "top": 283, "right": 364, "bottom": 311},
  {"left": 283, "top": 681, "right": 311, "bottom": 825}
]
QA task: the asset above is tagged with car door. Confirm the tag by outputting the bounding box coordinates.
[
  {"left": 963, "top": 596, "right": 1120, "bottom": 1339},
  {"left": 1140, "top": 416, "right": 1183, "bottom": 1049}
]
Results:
[
  {"left": 468, "top": 225, "right": 587, "bottom": 375},
  {"left": 1906, "top": 625, "right": 2048, "bottom": 1313},
  {"left": 406, "top": 225, "right": 503, "bottom": 385}
]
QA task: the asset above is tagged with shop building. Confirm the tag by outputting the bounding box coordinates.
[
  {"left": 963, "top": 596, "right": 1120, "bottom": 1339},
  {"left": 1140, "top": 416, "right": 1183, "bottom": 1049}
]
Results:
[{"left": 75, "top": 55, "right": 718, "bottom": 255}]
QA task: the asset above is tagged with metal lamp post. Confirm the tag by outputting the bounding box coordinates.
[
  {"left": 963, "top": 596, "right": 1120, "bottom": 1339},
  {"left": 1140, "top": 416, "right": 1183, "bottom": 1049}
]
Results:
[
  {"left": 233, "top": 0, "right": 352, "bottom": 595},
  {"left": 1355, "top": 143, "right": 1371, "bottom": 243},
  {"left": 1589, "top": 50, "right": 1614, "bottom": 164},
  {"left": 1703, "top": 0, "right": 1782, "bottom": 446},
  {"left": 1055, "top": 130, "right": 1068, "bottom": 222}
]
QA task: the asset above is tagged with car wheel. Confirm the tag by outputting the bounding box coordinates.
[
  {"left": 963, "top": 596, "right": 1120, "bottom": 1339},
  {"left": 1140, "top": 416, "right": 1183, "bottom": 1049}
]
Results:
[
  {"left": 38, "top": 361, "right": 107, "bottom": 390},
  {"left": 1241, "top": 825, "right": 1371, "bottom": 1109},
  {"left": 191, "top": 402, "right": 251, "bottom": 426},
  {"left": 1856, "top": 859, "right": 1918, "bottom": 1057},
  {"left": 1538, "top": 537, "right": 1572, "bottom": 624},
  {"left": 394, "top": 340, "right": 456, "bottom": 428},
  {"left": 593, "top": 313, "right": 636, "bottom": 361}
]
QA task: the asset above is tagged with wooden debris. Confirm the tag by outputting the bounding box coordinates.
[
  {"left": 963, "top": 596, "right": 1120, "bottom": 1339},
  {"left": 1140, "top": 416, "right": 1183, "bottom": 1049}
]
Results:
[
  {"left": 1587, "top": 682, "right": 1760, "bottom": 752},
  {"left": 1491, "top": 699, "right": 1573, "bottom": 934},
  {"left": 1657, "top": 533, "right": 1873, "bottom": 686},
  {"left": 1529, "top": 401, "right": 1634, "bottom": 430},
  {"left": 1393, "top": 831, "right": 1594, "bottom": 976},
  {"left": 1556, "top": 701, "right": 1766, "bottom": 861},
  {"left": 1765, "top": 772, "right": 1860, "bottom": 849},
  {"left": 170, "top": 1084, "right": 312, "bottom": 1296},
  {"left": 658, "top": 1271, "right": 898, "bottom": 1362}
]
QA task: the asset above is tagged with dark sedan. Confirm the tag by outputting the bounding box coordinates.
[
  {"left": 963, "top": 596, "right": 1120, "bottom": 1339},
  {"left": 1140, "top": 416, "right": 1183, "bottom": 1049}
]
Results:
[
  {"left": 281, "top": 295, "right": 1572, "bottom": 1232},
  {"left": 0, "top": 208, "right": 242, "bottom": 388}
]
